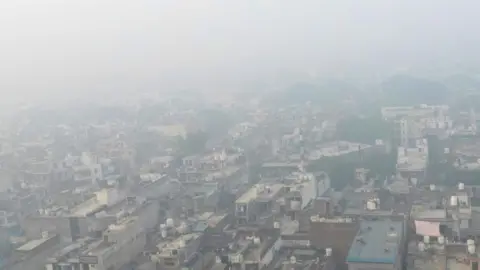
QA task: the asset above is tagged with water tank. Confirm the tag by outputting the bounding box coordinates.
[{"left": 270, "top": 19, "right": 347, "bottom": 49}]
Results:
[
  {"left": 166, "top": 218, "right": 174, "bottom": 228},
  {"left": 366, "top": 200, "right": 376, "bottom": 210},
  {"left": 468, "top": 242, "right": 476, "bottom": 254},
  {"left": 418, "top": 242, "right": 425, "bottom": 252},
  {"left": 178, "top": 240, "right": 186, "bottom": 248},
  {"left": 274, "top": 222, "right": 280, "bottom": 229},
  {"left": 253, "top": 237, "right": 261, "bottom": 245},
  {"left": 290, "top": 256, "right": 296, "bottom": 264},
  {"left": 430, "top": 184, "right": 436, "bottom": 191},
  {"left": 411, "top": 178, "right": 418, "bottom": 186},
  {"left": 468, "top": 239, "right": 475, "bottom": 246},
  {"left": 438, "top": 236, "right": 445, "bottom": 245},
  {"left": 116, "top": 210, "right": 127, "bottom": 220},
  {"left": 424, "top": 235, "right": 430, "bottom": 244},
  {"left": 177, "top": 222, "right": 189, "bottom": 234},
  {"left": 444, "top": 148, "right": 450, "bottom": 154},
  {"left": 161, "top": 229, "right": 167, "bottom": 238},
  {"left": 325, "top": 248, "right": 332, "bottom": 257},
  {"left": 42, "top": 231, "right": 49, "bottom": 239},
  {"left": 291, "top": 200, "right": 301, "bottom": 211},
  {"left": 451, "top": 196, "right": 458, "bottom": 206}
]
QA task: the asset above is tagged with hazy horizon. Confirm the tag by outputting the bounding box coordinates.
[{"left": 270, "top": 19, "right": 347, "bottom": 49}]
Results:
[{"left": 2, "top": 0, "right": 480, "bottom": 104}]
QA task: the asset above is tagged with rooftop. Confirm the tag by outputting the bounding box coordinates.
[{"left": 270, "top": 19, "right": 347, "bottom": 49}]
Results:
[
  {"left": 205, "top": 166, "right": 241, "bottom": 180},
  {"left": 70, "top": 197, "right": 104, "bottom": 217},
  {"left": 346, "top": 219, "right": 403, "bottom": 264},
  {"left": 268, "top": 247, "right": 335, "bottom": 270},
  {"left": 159, "top": 233, "right": 202, "bottom": 255},
  {"left": 236, "top": 184, "right": 283, "bottom": 204},
  {"left": 397, "top": 147, "right": 428, "bottom": 172},
  {"left": 308, "top": 141, "right": 372, "bottom": 160},
  {"left": 411, "top": 208, "right": 447, "bottom": 220},
  {"left": 381, "top": 105, "right": 448, "bottom": 120},
  {"left": 16, "top": 235, "right": 55, "bottom": 252}
]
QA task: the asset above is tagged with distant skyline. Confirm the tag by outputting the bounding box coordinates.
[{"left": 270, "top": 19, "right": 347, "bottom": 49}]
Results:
[{"left": 1, "top": 0, "right": 480, "bottom": 104}]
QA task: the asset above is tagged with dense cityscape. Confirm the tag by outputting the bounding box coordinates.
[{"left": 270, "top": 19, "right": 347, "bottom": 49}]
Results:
[
  {"left": 5, "top": 1, "right": 480, "bottom": 270},
  {"left": 0, "top": 88, "right": 478, "bottom": 270}
]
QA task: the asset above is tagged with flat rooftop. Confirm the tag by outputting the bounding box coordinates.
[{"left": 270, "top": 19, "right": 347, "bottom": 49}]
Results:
[
  {"left": 158, "top": 233, "right": 202, "bottom": 256},
  {"left": 411, "top": 208, "right": 447, "bottom": 220},
  {"left": 308, "top": 141, "right": 372, "bottom": 160},
  {"left": 261, "top": 162, "right": 301, "bottom": 168},
  {"left": 235, "top": 184, "right": 283, "bottom": 204},
  {"left": 205, "top": 166, "right": 241, "bottom": 180},
  {"left": 346, "top": 219, "right": 403, "bottom": 264},
  {"left": 397, "top": 147, "right": 428, "bottom": 172},
  {"left": 16, "top": 235, "right": 55, "bottom": 252}
]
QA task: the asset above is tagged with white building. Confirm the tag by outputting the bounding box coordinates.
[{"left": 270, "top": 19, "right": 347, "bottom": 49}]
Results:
[
  {"left": 45, "top": 200, "right": 158, "bottom": 270},
  {"left": 382, "top": 105, "right": 451, "bottom": 147},
  {"left": 153, "top": 233, "right": 203, "bottom": 270},
  {"left": 396, "top": 139, "right": 428, "bottom": 182}
]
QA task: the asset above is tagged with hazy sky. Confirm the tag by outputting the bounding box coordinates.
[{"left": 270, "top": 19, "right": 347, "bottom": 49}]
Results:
[{"left": 1, "top": 0, "right": 480, "bottom": 103}]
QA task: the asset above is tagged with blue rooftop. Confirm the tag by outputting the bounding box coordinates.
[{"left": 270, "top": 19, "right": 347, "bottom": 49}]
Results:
[{"left": 346, "top": 219, "right": 403, "bottom": 264}]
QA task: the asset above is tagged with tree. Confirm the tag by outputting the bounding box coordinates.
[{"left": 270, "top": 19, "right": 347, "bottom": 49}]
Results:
[
  {"left": 336, "top": 115, "right": 392, "bottom": 144},
  {"left": 363, "top": 151, "right": 397, "bottom": 181},
  {"left": 381, "top": 75, "right": 449, "bottom": 106},
  {"left": 329, "top": 162, "right": 356, "bottom": 191},
  {"left": 199, "top": 109, "right": 233, "bottom": 136},
  {"left": 176, "top": 131, "right": 208, "bottom": 155}
]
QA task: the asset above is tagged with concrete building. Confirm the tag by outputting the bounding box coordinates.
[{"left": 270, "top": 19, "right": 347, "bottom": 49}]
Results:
[
  {"left": 22, "top": 193, "right": 158, "bottom": 241},
  {"left": 307, "top": 141, "right": 374, "bottom": 162},
  {"left": 309, "top": 216, "right": 359, "bottom": 270},
  {"left": 153, "top": 233, "right": 204, "bottom": 270},
  {"left": 44, "top": 202, "right": 155, "bottom": 270},
  {"left": 68, "top": 153, "right": 104, "bottom": 184},
  {"left": 266, "top": 246, "right": 336, "bottom": 270},
  {"left": 235, "top": 184, "right": 284, "bottom": 226},
  {"left": 396, "top": 141, "right": 428, "bottom": 183},
  {"left": 213, "top": 229, "right": 280, "bottom": 270},
  {"left": 381, "top": 105, "right": 449, "bottom": 122},
  {"left": 382, "top": 105, "right": 451, "bottom": 147},
  {"left": 346, "top": 219, "right": 405, "bottom": 270},
  {"left": 6, "top": 233, "right": 66, "bottom": 270}
]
